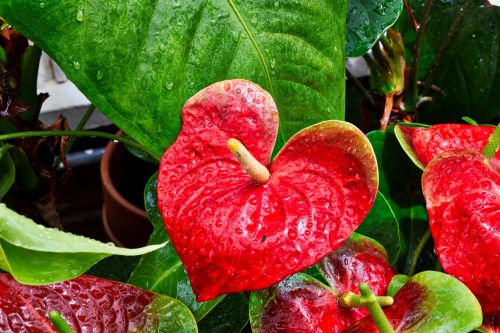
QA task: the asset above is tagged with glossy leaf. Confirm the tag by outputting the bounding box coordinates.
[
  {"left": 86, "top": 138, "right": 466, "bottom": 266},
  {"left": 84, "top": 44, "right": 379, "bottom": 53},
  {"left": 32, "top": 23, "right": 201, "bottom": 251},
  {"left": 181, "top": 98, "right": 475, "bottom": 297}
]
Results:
[
  {"left": 158, "top": 80, "right": 378, "bottom": 301},
  {"left": 356, "top": 191, "right": 404, "bottom": 264},
  {"left": 346, "top": 0, "right": 403, "bottom": 57},
  {"left": 344, "top": 271, "right": 483, "bottom": 333},
  {"left": 0, "top": 274, "right": 197, "bottom": 332},
  {"left": 128, "top": 173, "right": 223, "bottom": 321},
  {"left": 0, "top": 203, "right": 165, "bottom": 285},
  {"left": 422, "top": 150, "right": 500, "bottom": 319},
  {"left": 317, "top": 233, "right": 395, "bottom": 321},
  {"left": 249, "top": 273, "right": 356, "bottom": 333},
  {"left": 0, "top": 147, "right": 15, "bottom": 200},
  {"left": 395, "top": 124, "right": 499, "bottom": 170},
  {"left": 387, "top": 274, "right": 409, "bottom": 297},
  {"left": 0, "top": 0, "right": 347, "bottom": 157},
  {"left": 198, "top": 293, "right": 249, "bottom": 333},
  {"left": 401, "top": 0, "right": 499, "bottom": 123}
]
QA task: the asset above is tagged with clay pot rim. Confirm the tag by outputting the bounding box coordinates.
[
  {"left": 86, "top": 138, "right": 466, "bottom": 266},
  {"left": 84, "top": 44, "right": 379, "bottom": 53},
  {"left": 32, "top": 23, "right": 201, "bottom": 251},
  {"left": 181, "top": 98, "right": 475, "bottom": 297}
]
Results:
[{"left": 100, "top": 136, "right": 148, "bottom": 219}]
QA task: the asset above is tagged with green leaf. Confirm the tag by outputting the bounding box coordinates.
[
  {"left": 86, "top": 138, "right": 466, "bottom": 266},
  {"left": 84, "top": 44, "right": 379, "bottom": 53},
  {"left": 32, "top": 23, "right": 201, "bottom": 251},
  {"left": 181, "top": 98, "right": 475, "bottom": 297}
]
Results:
[
  {"left": 401, "top": 0, "right": 499, "bottom": 123},
  {"left": 387, "top": 274, "right": 409, "bottom": 297},
  {"left": 143, "top": 295, "right": 198, "bottom": 333},
  {"left": 0, "top": 146, "right": 15, "bottom": 200},
  {"left": 356, "top": 191, "right": 405, "bottom": 264},
  {"left": 0, "top": 203, "right": 165, "bottom": 285},
  {"left": 398, "top": 271, "right": 483, "bottom": 332},
  {"left": 0, "top": 0, "right": 347, "bottom": 156},
  {"left": 128, "top": 173, "right": 223, "bottom": 321},
  {"left": 346, "top": 0, "right": 403, "bottom": 57},
  {"left": 198, "top": 293, "right": 249, "bottom": 333}
]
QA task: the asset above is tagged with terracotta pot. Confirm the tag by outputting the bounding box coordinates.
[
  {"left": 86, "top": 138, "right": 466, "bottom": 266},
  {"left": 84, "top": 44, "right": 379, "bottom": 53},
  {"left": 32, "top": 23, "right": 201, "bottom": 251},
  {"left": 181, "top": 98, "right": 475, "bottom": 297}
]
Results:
[{"left": 100, "top": 137, "right": 154, "bottom": 248}]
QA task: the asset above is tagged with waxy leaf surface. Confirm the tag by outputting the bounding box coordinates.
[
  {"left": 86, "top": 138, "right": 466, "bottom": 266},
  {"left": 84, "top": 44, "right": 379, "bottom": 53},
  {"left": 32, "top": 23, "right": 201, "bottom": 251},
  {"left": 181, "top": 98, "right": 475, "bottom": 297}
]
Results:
[
  {"left": 346, "top": 0, "right": 403, "bottom": 57},
  {"left": 395, "top": 124, "right": 499, "bottom": 169},
  {"left": 249, "top": 273, "right": 356, "bottom": 333},
  {"left": 0, "top": 274, "right": 197, "bottom": 332},
  {"left": 0, "top": 0, "right": 346, "bottom": 156},
  {"left": 157, "top": 80, "right": 378, "bottom": 301},
  {"left": 317, "top": 233, "right": 395, "bottom": 321},
  {"left": 344, "top": 271, "right": 482, "bottom": 333},
  {"left": 0, "top": 204, "right": 164, "bottom": 285},
  {"left": 422, "top": 150, "right": 500, "bottom": 319}
]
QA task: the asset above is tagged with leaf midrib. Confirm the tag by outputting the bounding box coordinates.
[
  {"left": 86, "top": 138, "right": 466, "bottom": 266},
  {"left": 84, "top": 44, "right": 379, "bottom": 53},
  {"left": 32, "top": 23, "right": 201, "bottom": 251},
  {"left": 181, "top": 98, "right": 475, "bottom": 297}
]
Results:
[{"left": 225, "top": 0, "right": 274, "bottom": 96}]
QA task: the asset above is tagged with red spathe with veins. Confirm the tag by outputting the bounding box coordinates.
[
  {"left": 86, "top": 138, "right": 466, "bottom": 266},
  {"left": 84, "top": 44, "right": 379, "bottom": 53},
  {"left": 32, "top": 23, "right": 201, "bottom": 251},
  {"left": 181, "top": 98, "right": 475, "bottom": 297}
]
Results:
[
  {"left": 157, "top": 80, "right": 378, "bottom": 301},
  {"left": 422, "top": 149, "right": 500, "bottom": 317}
]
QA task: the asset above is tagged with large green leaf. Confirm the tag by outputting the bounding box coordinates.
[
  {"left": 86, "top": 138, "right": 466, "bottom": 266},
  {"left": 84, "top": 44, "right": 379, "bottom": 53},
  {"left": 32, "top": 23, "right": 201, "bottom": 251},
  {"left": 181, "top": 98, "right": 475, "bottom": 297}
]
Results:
[
  {"left": 0, "top": 203, "right": 165, "bottom": 285},
  {"left": 128, "top": 173, "right": 223, "bottom": 321},
  {"left": 144, "top": 296, "right": 198, "bottom": 333},
  {"left": 198, "top": 293, "right": 249, "bottom": 333},
  {"left": 401, "top": 0, "right": 499, "bottom": 123},
  {"left": 356, "top": 191, "right": 405, "bottom": 265},
  {"left": 346, "top": 0, "right": 403, "bottom": 57},
  {"left": 0, "top": 0, "right": 347, "bottom": 157}
]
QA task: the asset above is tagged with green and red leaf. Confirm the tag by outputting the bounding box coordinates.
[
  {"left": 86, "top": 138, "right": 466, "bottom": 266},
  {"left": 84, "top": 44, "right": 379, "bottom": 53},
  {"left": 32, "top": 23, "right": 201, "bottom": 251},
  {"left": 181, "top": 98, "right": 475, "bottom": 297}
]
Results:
[{"left": 0, "top": 274, "right": 197, "bottom": 332}]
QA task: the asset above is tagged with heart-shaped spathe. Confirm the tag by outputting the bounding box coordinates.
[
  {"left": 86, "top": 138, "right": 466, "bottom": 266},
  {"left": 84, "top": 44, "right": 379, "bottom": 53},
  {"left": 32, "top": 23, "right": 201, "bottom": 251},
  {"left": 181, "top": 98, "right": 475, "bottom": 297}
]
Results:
[
  {"left": 158, "top": 80, "right": 378, "bottom": 301},
  {"left": 422, "top": 149, "right": 500, "bottom": 318}
]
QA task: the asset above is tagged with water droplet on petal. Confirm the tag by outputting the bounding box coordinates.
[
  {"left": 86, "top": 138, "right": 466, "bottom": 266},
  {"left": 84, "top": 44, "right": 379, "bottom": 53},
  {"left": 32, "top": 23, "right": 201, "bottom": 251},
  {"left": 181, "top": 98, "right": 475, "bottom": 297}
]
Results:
[{"left": 288, "top": 229, "right": 297, "bottom": 240}]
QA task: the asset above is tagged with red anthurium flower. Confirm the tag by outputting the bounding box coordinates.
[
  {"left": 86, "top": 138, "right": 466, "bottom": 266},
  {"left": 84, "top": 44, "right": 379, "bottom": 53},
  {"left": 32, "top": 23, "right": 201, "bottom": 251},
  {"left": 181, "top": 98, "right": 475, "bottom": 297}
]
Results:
[
  {"left": 157, "top": 80, "right": 379, "bottom": 301},
  {"left": 422, "top": 149, "right": 500, "bottom": 331},
  {"left": 395, "top": 124, "right": 499, "bottom": 169}
]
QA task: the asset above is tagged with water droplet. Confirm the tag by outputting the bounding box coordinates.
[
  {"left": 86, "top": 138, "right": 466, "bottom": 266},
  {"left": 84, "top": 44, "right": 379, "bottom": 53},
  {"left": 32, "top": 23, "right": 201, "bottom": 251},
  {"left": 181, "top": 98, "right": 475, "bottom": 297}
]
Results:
[
  {"left": 76, "top": 8, "right": 84, "bottom": 22},
  {"left": 164, "top": 81, "right": 174, "bottom": 91},
  {"left": 232, "top": 31, "right": 241, "bottom": 43},
  {"left": 96, "top": 70, "right": 103, "bottom": 81},
  {"left": 272, "top": 112, "right": 279, "bottom": 123},
  {"left": 288, "top": 229, "right": 297, "bottom": 240},
  {"left": 251, "top": 17, "right": 258, "bottom": 25},
  {"left": 235, "top": 227, "right": 243, "bottom": 234},
  {"left": 39, "top": 2, "right": 46, "bottom": 8},
  {"left": 73, "top": 61, "right": 81, "bottom": 70},
  {"left": 270, "top": 58, "right": 276, "bottom": 69},
  {"left": 159, "top": 43, "right": 166, "bottom": 51}
]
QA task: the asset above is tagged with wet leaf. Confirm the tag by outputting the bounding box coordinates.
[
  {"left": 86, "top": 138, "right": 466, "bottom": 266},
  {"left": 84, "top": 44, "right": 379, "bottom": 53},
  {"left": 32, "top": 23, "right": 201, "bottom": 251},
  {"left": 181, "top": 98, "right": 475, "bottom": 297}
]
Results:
[
  {"left": 157, "top": 80, "right": 378, "bottom": 301},
  {"left": 128, "top": 173, "right": 223, "bottom": 321},
  {"left": 0, "top": 0, "right": 347, "bottom": 156},
  {"left": 0, "top": 274, "right": 197, "bottom": 332},
  {"left": 346, "top": 0, "right": 403, "bottom": 57},
  {"left": 198, "top": 293, "right": 249, "bottom": 333},
  {"left": 0, "top": 146, "right": 15, "bottom": 199},
  {"left": 0, "top": 203, "right": 165, "bottom": 285}
]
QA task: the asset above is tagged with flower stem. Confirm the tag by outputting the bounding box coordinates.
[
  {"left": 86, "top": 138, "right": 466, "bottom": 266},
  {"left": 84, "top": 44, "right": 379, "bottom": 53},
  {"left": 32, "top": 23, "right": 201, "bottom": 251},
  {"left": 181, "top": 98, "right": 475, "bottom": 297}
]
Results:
[
  {"left": 405, "top": 229, "right": 431, "bottom": 276},
  {"left": 359, "top": 283, "right": 395, "bottom": 333},
  {"left": 49, "top": 310, "right": 75, "bottom": 333},
  {"left": 0, "top": 130, "right": 161, "bottom": 162}
]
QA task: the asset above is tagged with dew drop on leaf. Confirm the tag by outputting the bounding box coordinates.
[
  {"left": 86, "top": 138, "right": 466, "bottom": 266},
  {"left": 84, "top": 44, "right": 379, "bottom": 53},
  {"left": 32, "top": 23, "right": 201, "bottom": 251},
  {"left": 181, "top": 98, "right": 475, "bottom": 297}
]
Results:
[
  {"left": 73, "top": 61, "right": 81, "bottom": 70},
  {"left": 164, "top": 81, "right": 174, "bottom": 91},
  {"left": 39, "top": 2, "right": 46, "bottom": 8},
  {"left": 76, "top": 8, "right": 84, "bottom": 22},
  {"left": 96, "top": 70, "right": 103, "bottom": 81}
]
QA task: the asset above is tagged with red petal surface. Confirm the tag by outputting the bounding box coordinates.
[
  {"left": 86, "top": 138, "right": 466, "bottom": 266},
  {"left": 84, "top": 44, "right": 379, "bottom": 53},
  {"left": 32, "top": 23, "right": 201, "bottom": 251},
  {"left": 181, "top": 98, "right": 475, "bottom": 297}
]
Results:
[
  {"left": 256, "top": 274, "right": 357, "bottom": 333},
  {"left": 0, "top": 274, "right": 154, "bottom": 333},
  {"left": 318, "top": 235, "right": 395, "bottom": 321},
  {"left": 398, "top": 124, "right": 499, "bottom": 167},
  {"left": 422, "top": 150, "right": 500, "bottom": 316},
  {"left": 483, "top": 314, "right": 500, "bottom": 333},
  {"left": 158, "top": 80, "right": 378, "bottom": 301}
]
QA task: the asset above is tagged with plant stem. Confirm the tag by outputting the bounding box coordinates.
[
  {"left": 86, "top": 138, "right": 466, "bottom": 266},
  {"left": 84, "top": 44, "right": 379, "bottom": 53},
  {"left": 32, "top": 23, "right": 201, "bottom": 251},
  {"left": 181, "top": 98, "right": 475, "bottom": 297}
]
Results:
[
  {"left": 0, "top": 130, "right": 161, "bottom": 162},
  {"left": 406, "top": 0, "right": 433, "bottom": 112},
  {"left": 339, "top": 291, "right": 394, "bottom": 308},
  {"left": 359, "top": 283, "right": 395, "bottom": 333},
  {"left": 49, "top": 310, "right": 75, "bottom": 333},
  {"left": 403, "top": 0, "right": 418, "bottom": 33},
  {"left": 346, "top": 69, "right": 375, "bottom": 107},
  {"left": 406, "top": 229, "right": 431, "bottom": 276},
  {"left": 422, "top": 0, "right": 474, "bottom": 96},
  {"left": 53, "top": 104, "right": 96, "bottom": 167}
]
